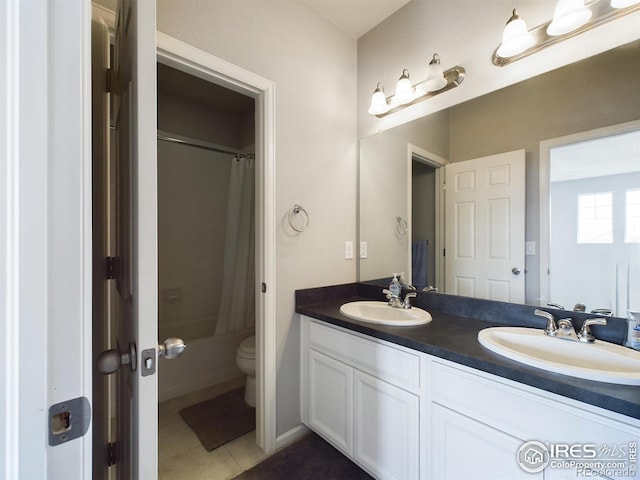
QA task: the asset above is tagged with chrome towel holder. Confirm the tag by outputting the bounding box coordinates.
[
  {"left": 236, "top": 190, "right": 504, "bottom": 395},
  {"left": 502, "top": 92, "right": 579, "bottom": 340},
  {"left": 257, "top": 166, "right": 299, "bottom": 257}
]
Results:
[{"left": 288, "top": 204, "right": 309, "bottom": 232}]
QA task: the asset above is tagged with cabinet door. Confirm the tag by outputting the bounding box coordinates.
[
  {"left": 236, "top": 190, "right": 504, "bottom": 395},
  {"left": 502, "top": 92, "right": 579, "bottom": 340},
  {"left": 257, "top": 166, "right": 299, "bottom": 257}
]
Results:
[
  {"left": 308, "top": 349, "right": 353, "bottom": 454},
  {"left": 430, "top": 403, "right": 541, "bottom": 480},
  {"left": 354, "top": 370, "right": 420, "bottom": 480}
]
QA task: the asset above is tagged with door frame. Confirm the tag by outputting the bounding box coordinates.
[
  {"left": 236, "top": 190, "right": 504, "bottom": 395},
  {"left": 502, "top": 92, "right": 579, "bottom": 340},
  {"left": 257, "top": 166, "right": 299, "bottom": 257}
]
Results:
[
  {"left": 406, "top": 144, "right": 447, "bottom": 290},
  {"left": 155, "top": 33, "right": 277, "bottom": 453}
]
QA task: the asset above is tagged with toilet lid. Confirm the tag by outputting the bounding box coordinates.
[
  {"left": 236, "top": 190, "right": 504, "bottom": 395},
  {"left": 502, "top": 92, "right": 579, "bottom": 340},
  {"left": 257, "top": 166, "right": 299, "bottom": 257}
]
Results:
[{"left": 238, "top": 335, "right": 256, "bottom": 358}]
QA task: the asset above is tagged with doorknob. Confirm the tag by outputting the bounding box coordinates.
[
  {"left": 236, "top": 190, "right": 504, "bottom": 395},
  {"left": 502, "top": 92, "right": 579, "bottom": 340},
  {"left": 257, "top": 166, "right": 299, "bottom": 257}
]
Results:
[
  {"left": 512, "top": 267, "right": 522, "bottom": 275},
  {"left": 97, "top": 342, "right": 137, "bottom": 375},
  {"left": 158, "top": 338, "right": 186, "bottom": 359}
]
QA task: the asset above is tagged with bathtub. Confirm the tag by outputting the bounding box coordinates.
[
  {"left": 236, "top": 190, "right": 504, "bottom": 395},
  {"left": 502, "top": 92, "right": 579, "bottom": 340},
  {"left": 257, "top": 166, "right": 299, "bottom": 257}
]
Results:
[{"left": 158, "top": 325, "right": 254, "bottom": 402}]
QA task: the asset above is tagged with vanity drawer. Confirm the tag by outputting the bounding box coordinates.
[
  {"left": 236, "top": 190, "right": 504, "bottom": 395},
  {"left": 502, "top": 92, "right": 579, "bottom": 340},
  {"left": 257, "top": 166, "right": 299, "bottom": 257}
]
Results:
[{"left": 308, "top": 319, "right": 421, "bottom": 392}]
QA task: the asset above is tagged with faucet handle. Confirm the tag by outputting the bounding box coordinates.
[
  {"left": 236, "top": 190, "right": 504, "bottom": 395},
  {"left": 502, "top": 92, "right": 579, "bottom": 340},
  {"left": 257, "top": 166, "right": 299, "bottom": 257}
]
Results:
[
  {"left": 578, "top": 318, "right": 607, "bottom": 343},
  {"left": 403, "top": 292, "right": 417, "bottom": 309},
  {"left": 535, "top": 309, "right": 557, "bottom": 336}
]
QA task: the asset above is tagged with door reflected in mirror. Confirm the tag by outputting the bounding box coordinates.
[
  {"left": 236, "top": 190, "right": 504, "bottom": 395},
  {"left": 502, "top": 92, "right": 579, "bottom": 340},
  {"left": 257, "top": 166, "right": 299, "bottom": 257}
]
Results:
[{"left": 543, "top": 125, "right": 640, "bottom": 316}]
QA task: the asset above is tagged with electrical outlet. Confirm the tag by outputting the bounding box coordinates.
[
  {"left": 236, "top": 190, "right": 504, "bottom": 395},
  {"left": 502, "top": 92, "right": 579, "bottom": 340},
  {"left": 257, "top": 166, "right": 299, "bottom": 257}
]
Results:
[
  {"left": 360, "top": 241, "right": 368, "bottom": 259},
  {"left": 345, "top": 241, "right": 354, "bottom": 260}
]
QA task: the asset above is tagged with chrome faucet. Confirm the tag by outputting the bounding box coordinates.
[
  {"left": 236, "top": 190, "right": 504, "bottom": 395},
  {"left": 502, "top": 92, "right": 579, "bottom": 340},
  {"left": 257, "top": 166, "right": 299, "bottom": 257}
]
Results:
[
  {"left": 403, "top": 292, "right": 417, "bottom": 309},
  {"left": 535, "top": 309, "right": 577, "bottom": 340},
  {"left": 535, "top": 309, "right": 607, "bottom": 343},
  {"left": 383, "top": 289, "right": 417, "bottom": 309},
  {"left": 577, "top": 318, "right": 608, "bottom": 343}
]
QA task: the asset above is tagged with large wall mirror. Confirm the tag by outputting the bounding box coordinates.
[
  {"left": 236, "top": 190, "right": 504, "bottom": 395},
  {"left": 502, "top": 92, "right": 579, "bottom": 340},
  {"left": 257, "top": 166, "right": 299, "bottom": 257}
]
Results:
[{"left": 358, "top": 40, "right": 640, "bottom": 315}]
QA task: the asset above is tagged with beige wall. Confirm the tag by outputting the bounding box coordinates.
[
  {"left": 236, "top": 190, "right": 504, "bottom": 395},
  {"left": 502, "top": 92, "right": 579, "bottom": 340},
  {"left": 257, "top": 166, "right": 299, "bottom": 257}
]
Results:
[{"left": 155, "top": 0, "right": 358, "bottom": 436}]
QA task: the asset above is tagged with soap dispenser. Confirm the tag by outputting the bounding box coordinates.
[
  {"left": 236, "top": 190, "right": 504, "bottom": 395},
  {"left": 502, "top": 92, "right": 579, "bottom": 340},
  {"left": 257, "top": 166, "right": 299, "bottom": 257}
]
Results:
[
  {"left": 626, "top": 311, "right": 640, "bottom": 350},
  {"left": 389, "top": 273, "right": 401, "bottom": 297}
]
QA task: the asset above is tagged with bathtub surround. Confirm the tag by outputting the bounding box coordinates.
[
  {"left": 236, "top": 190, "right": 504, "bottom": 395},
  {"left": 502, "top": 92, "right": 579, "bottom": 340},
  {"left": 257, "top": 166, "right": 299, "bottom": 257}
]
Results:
[
  {"left": 296, "top": 283, "right": 638, "bottom": 419},
  {"left": 158, "top": 141, "right": 232, "bottom": 340}
]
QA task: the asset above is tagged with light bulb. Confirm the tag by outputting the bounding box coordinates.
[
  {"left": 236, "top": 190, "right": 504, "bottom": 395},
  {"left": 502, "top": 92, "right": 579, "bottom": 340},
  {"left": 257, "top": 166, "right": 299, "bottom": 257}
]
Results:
[
  {"left": 424, "top": 54, "right": 448, "bottom": 92},
  {"left": 611, "top": 0, "right": 640, "bottom": 7},
  {"left": 395, "top": 69, "right": 415, "bottom": 105},
  {"left": 497, "top": 10, "right": 535, "bottom": 58},
  {"left": 368, "top": 83, "right": 389, "bottom": 115},
  {"left": 547, "top": 0, "right": 592, "bottom": 36}
]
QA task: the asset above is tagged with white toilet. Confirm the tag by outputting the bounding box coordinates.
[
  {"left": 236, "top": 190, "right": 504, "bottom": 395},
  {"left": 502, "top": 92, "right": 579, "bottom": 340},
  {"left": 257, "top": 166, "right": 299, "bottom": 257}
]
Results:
[{"left": 236, "top": 335, "right": 256, "bottom": 407}]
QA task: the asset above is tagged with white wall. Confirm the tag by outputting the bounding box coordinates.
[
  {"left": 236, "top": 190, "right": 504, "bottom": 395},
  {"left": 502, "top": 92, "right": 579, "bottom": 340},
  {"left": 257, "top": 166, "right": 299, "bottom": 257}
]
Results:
[
  {"left": 155, "top": 0, "right": 358, "bottom": 437},
  {"left": 358, "top": 0, "right": 640, "bottom": 138}
]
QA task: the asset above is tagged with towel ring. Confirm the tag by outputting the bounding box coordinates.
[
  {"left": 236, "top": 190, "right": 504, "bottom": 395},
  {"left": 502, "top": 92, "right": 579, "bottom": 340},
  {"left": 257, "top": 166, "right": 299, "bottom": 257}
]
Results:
[
  {"left": 288, "top": 204, "right": 309, "bottom": 233},
  {"left": 395, "top": 216, "right": 408, "bottom": 238}
]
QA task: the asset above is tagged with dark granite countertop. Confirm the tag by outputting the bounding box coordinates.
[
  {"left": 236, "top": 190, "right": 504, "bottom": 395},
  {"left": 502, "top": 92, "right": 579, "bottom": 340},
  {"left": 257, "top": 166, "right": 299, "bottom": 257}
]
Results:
[{"left": 295, "top": 283, "right": 640, "bottom": 421}]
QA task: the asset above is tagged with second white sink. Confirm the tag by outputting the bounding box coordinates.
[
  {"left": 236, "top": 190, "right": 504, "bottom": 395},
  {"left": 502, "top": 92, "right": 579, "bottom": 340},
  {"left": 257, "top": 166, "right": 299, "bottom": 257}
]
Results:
[
  {"left": 340, "top": 301, "right": 432, "bottom": 326},
  {"left": 478, "top": 326, "right": 640, "bottom": 385}
]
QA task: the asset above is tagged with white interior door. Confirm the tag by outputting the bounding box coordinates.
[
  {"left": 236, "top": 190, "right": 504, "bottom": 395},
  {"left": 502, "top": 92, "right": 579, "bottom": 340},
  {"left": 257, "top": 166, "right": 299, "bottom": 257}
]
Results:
[
  {"left": 445, "top": 150, "right": 525, "bottom": 303},
  {"left": 111, "top": 0, "right": 158, "bottom": 477}
]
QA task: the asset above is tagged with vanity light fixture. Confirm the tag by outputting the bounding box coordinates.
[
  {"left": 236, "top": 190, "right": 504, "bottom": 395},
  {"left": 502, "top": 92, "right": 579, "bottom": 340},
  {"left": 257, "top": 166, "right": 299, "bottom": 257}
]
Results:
[
  {"left": 496, "top": 9, "right": 535, "bottom": 58},
  {"left": 493, "top": 0, "right": 640, "bottom": 66},
  {"left": 422, "top": 54, "right": 448, "bottom": 93},
  {"left": 367, "top": 83, "right": 389, "bottom": 115},
  {"left": 611, "top": 0, "right": 640, "bottom": 7},
  {"left": 367, "top": 54, "right": 465, "bottom": 118},
  {"left": 395, "top": 69, "right": 415, "bottom": 105},
  {"left": 547, "top": 0, "right": 592, "bottom": 36}
]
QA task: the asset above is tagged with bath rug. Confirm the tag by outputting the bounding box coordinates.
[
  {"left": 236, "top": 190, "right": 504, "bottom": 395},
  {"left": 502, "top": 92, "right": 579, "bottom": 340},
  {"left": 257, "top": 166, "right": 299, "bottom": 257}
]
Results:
[
  {"left": 179, "top": 387, "right": 255, "bottom": 452},
  {"left": 231, "top": 432, "right": 374, "bottom": 480}
]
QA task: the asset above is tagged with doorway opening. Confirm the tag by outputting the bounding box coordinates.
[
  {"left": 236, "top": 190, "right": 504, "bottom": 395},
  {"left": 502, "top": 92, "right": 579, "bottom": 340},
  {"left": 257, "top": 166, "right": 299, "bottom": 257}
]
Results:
[
  {"left": 156, "top": 62, "right": 270, "bottom": 476},
  {"left": 408, "top": 145, "right": 446, "bottom": 292}
]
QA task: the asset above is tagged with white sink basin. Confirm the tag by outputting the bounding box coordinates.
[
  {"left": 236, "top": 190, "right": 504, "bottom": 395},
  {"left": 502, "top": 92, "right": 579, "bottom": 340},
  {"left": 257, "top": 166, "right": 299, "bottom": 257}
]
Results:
[
  {"left": 340, "top": 301, "right": 432, "bottom": 326},
  {"left": 478, "top": 327, "right": 640, "bottom": 385}
]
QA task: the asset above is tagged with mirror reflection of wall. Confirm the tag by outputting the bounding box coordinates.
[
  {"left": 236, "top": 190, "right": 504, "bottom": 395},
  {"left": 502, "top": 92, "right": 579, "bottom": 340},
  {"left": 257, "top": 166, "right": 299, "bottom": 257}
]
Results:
[
  {"left": 548, "top": 128, "right": 640, "bottom": 316},
  {"left": 358, "top": 40, "right": 640, "bottom": 308}
]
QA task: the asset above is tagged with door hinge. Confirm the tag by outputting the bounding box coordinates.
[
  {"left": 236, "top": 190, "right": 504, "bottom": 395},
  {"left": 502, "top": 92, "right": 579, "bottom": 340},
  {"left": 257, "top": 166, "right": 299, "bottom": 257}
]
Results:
[
  {"left": 105, "top": 68, "right": 112, "bottom": 93},
  {"left": 106, "top": 256, "right": 116, "bottom": 280},
  {"left": 443, "top": 248, "right": 446, "bottom": 257},
  {"left": 107, "top": 442, "right": 116, "bottom": 466}
]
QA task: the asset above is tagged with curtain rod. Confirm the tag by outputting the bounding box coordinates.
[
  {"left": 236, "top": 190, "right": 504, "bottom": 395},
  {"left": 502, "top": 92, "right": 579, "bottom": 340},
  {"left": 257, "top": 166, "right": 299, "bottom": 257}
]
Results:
[{"left": 157, "top": 130, "right": 254, "bottom": 158}]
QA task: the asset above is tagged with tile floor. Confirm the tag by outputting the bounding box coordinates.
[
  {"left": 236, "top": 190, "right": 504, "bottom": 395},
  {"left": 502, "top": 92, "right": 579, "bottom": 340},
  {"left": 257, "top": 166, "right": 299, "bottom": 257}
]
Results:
[{"left": 158, "top": 377, "right": 268, "bottom": 480}]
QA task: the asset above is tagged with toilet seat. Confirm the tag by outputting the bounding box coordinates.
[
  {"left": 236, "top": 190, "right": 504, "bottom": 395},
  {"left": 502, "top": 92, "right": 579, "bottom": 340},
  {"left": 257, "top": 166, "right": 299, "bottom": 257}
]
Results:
[{"left": 237, "top": 335, "right": 256, "bottom": 359}]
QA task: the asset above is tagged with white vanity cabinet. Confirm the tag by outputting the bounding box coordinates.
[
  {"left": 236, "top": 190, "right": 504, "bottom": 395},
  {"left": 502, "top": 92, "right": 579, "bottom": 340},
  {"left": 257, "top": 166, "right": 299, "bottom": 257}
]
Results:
[
  {"left": 301, "top": 315, "right": 640, "bottom": 480},
  {"left": 428, "top": 359, "right": 640, "bottom": 480},
  {"left": 301, "top": 316, "right": 425, "bottom": 480}
]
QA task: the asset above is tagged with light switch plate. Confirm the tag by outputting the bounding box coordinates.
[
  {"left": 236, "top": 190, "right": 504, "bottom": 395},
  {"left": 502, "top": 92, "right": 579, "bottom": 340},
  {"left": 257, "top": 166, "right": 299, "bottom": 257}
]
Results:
[
  {"left": 525, "top": 241, "right": 536, "bottom": 255},
  {"left": 345, "top": 241, "right": 354, "bottom": 259},
  {"left": 360, "top": 241, "right": 368, "bottom": 259}
]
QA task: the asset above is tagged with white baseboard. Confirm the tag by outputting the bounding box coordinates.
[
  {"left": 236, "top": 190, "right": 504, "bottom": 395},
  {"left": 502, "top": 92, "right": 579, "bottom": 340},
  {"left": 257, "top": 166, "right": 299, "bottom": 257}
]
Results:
[{"left": 275, "top": 423, "right": 310, "bottom": 451}]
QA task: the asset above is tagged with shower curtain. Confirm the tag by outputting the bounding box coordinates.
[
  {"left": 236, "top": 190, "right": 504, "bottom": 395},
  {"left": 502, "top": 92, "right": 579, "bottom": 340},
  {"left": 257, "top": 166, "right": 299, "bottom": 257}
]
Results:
[{"left": 215, "top": 156, "right": 256, "bottom": 335}]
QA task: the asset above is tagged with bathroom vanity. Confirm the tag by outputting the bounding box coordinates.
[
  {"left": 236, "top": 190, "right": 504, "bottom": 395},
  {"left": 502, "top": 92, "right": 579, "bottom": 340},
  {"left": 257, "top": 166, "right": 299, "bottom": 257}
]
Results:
[{"left": 297, "top": 284, "right": 640, "bottom": 480}]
